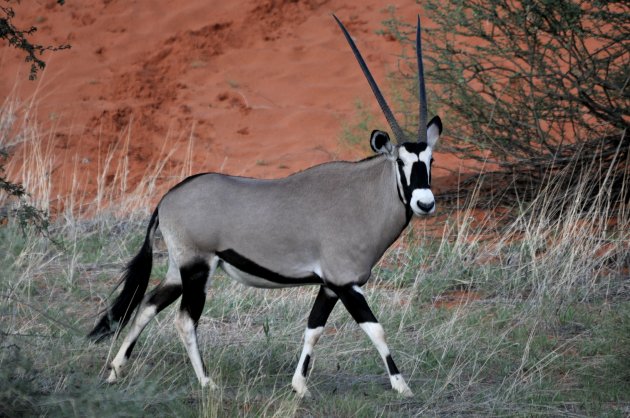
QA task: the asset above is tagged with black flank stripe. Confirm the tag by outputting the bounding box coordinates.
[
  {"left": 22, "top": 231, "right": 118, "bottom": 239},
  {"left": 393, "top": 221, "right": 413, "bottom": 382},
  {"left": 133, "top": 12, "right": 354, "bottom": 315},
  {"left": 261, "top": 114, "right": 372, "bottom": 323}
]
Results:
[{"left": 216, "top": 249, "right": 322, "bottom": 285}]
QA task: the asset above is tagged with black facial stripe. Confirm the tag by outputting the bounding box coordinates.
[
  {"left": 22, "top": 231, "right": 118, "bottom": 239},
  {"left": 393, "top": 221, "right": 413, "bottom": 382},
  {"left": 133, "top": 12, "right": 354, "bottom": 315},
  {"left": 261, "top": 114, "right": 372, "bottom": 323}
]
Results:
[
  {"left": 416, "top": 161, "right": 430, "bottom": 188},
  {"left": 402, "top": 161, "right": 430, "bottom": 200},
  {"left": 410, "top": 162, "right": 421, "bottom": 190},
  {"left": 395, "top": 179, "right": 405, "bottom": 204},
  {"left": 395, "top": 163, "right": 418, "bottom": 223},
  {"left": 396, "top": 163, "right": 409, "bottom": 204},
  {"left": 397, "top": 143, "right": 433, "bottom": 217},
  {"left": 400, "top": 142, "right": 431, "bottom": 187},
  {"left": 217, "top": 249, "right": 322, "bottom": 286}
]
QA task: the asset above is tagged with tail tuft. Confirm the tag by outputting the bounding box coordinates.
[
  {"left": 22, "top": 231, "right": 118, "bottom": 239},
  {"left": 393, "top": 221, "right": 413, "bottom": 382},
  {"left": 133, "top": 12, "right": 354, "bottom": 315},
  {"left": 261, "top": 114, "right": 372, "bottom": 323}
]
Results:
[
  {"left": 88, "top": 209, "right": 159, "bottom": 342},
  {"left": 87, "top": 313, "right": 115, "bottom": 342}
]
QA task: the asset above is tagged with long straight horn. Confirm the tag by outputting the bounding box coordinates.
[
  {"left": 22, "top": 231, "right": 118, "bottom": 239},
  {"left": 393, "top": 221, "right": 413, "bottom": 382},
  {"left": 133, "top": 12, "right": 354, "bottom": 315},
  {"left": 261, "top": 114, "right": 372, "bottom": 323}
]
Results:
[
  {"left": 333, "top": 14, "right": 407, "bottom": 144},
  {"left": 416, "top": 15, "right": 428, "bottom": 144}
]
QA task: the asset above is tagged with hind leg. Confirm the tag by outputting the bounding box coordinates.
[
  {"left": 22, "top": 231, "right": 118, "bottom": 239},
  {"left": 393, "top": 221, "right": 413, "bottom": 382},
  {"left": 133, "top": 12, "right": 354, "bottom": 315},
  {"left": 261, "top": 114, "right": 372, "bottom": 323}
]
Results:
[
  {"left": 175, "top": 256, "right": 218, "bottom": 389},
  {"left": 107, "top": 259, "right": 182, "bottom": 383}
]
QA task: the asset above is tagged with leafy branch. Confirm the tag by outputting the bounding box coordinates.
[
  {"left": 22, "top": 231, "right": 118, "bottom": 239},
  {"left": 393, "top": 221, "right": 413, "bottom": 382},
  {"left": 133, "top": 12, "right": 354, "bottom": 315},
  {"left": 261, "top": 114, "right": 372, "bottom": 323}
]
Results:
[
  {"left": 0, "top": 0, "right": 70, "bottom": 80},
  {"left": 384, "top": 0, "right": 629, "bottom": 212},
  {"left": 0, "top": 149, "right": 49, "bottom": 235}
]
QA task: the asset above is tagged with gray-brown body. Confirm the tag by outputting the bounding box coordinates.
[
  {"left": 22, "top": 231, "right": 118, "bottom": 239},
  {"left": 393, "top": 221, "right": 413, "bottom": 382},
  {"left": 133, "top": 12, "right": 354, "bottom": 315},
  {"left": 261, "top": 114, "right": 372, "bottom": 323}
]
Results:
[
  {"left": 88, "top": 14, "right": 442, "bottom": 397},
  {"left": 159, "top": 155, "right": 407, "bottom": 288}
]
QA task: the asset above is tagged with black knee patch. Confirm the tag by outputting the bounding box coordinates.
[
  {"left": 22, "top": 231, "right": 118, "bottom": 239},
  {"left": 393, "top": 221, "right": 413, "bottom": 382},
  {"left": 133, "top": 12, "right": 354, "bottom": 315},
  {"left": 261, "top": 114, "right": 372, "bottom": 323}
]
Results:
[
  {"left": 124, "top": 340, "right": 137, "bottom": 359},
  {"left": 180, "top": 259, "right": 210, "bottom": 323},
  {"left": 301, "top": 354, "right": 311, "bottom": 377},
  {"left": 386, "top": 354, "right": 400, "bottom": 375}
]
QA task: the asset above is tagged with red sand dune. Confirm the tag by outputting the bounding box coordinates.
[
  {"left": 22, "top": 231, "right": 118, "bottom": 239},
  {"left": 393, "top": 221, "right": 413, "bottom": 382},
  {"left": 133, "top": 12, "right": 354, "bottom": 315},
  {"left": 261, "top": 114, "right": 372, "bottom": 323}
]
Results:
[{"left": 1, "top": 0, "right": 464, "bottom": 211}]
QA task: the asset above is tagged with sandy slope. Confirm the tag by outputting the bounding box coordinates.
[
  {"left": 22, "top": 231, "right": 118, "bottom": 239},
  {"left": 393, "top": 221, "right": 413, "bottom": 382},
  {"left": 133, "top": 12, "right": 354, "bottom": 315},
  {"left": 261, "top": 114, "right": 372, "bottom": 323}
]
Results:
[{"left": 1, "top": 0, "right": 461, "bottom": 209}]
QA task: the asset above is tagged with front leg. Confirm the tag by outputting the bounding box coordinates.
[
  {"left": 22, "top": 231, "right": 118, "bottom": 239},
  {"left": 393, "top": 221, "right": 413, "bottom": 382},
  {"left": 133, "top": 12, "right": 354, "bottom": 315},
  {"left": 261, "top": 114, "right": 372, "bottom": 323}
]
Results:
[
  {"left": 330, "top": 284, "right": 413, "bottom": 397},
  {"left": 292, "top": 286, "right": 338, "bottom": 397}
]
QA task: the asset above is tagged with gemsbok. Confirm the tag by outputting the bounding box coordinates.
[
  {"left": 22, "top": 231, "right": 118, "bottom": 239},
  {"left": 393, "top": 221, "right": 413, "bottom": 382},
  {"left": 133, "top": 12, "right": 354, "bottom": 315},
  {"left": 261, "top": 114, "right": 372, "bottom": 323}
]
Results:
[{"left": 89, "top": 14, "right": 442, "bottom": 397}]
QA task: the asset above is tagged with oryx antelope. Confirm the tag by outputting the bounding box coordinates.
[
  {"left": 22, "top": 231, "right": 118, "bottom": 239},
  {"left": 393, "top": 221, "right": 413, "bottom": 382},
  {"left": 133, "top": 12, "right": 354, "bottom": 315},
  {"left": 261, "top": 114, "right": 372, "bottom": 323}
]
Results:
[{"left": 89, "top": 15, "right": 442, "bottom": 397}]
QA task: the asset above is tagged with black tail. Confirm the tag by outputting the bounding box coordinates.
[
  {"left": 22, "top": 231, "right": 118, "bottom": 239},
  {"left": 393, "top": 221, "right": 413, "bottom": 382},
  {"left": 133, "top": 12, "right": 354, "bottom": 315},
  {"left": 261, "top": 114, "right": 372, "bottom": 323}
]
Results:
[{"left": 88, "top": 208, "right": 159, "bottom": 342}]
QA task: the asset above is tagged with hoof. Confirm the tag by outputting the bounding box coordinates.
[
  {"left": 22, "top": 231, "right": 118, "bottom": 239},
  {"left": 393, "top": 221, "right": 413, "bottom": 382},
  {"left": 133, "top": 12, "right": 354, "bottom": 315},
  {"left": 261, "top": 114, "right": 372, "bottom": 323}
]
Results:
[
  {"left": 200, "top": 376, "right": 218, "bottom": 391},
  {"left": 291, "top": 375, "right": 311, "bottom": 398},
  {"left": 106, "top": 359, "right": 126, "bottom": 384},
  {"left": 397, "top": 386, "right": 414, "bottom": 397},
  {"left": 106, "top": 368, "right": 120, "bottom": 384},
  {"left": 295, "top": 388, "right": 312, "bottom": 398},
  {"left": 391, "top": 374, "right": 413, "bottom": 397}
]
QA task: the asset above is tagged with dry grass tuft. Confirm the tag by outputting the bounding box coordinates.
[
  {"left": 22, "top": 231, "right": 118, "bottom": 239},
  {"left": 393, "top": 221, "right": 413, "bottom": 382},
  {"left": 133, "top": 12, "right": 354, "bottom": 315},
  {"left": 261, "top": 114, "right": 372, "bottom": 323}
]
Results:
[{"left": 1, "top": 99, "right": 628, "bottom": 417}]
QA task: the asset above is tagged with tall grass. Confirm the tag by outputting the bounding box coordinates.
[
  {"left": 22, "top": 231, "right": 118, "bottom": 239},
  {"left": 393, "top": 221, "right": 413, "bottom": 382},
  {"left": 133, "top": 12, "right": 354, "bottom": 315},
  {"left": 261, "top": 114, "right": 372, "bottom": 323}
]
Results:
[{"left": 0, "top": 100, "right": 628, "bottom": 417}]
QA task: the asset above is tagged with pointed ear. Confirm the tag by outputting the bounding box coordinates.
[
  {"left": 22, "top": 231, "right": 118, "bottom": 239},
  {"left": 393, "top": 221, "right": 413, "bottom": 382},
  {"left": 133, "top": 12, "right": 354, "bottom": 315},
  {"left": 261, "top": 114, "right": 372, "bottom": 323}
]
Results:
[
  {"left": 370, "top": 130, "right": 395, "bottom": 156},
  {"left": 426, "top": 116, "right": 442, "bottom": 148}
]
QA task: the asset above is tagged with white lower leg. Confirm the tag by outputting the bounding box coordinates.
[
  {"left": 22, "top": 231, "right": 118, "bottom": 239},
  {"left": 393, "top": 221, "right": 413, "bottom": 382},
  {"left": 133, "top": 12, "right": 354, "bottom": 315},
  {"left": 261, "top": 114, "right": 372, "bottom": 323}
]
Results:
[
  {"left": 291, "top": 326, "right": 324, "bottom": 397},
  {"left": 107, "top": 305, "right": 157, "bottom": 383},
  {"left": 359, "top": 322, "right": 413, "bottom": 397},
  {"left": 175, "top": 311, "right": 217, "bottom": 389}
]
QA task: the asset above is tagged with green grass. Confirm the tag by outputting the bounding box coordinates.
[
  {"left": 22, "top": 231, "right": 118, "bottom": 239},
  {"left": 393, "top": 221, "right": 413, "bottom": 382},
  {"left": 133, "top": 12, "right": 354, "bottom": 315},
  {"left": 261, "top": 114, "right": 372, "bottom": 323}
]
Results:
[
  {"left": 1, "top": 95, "right": 628, "bottom": 417},
  {"left": 1, "top": 194, "right": 628, "bottom": 417}
]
